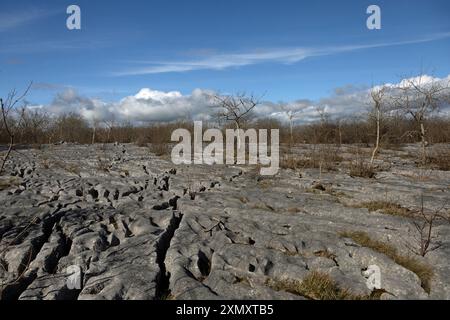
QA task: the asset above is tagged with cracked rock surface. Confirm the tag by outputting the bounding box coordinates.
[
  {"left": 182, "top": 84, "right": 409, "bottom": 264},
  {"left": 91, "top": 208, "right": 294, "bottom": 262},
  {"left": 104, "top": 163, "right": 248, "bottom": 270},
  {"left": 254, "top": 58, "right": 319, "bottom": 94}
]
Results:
[{"left": 0, "top": 143, "right": 449, "bottom": 300}]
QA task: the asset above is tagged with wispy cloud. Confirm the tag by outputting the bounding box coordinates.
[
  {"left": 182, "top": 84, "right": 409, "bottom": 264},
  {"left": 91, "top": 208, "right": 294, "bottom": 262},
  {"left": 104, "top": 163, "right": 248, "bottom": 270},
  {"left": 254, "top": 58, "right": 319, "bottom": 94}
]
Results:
[
  {"left": 31, "top": 82, "right": 71, "bottom": 91},
  {"left": 114, "top": 32, "right": 450, "bottom": 76},
  {"left": 0, "top": 7, "right": 58, "bottom": 32}
]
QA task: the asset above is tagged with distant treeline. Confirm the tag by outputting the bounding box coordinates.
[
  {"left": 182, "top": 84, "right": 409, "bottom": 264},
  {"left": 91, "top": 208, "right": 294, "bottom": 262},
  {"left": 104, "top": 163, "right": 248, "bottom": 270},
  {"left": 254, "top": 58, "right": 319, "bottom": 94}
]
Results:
[{"left": 1, "top": 111, "right": 449, "bottom": 146}]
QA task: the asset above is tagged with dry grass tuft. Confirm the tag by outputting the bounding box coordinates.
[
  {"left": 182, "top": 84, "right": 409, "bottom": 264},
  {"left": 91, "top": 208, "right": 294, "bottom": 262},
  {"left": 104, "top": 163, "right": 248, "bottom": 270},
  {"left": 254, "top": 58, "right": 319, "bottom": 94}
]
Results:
[
  {"left": 349, "top": 157, "right": 375, "bottom": 178},
  {"left": 238, "top": 196, "right": 249, "bottom": 204},
  {"left": 257, "top": 179, "right": 273, "bottom": 189},
  {"left": 266, "top": 271, "right": 371, "bottom": 300},
  {"left": 353, "top": 201, "right": 413, "bottom": 217},
  {"left": 54, "top": 161, "right": 81, "bottom": 176},
  {"left": 157, "top": 291, "right": 175, "bottom": 300},
  {"left": 0, "top": 176, "right": 22, "bottom": 190},
  {"left": 340, "top": 231, "right": 433, "bottom": 293},
  {"left": 233, "top": 276, "right": 251, "bottom": 286}
]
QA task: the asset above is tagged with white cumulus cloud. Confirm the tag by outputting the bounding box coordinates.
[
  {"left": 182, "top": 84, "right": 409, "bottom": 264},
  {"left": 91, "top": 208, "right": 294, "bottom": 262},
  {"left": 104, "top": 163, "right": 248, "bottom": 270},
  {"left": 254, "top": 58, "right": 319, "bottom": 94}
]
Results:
[{"left": 39, "top": 74, "right": 450, "bottom": 125}]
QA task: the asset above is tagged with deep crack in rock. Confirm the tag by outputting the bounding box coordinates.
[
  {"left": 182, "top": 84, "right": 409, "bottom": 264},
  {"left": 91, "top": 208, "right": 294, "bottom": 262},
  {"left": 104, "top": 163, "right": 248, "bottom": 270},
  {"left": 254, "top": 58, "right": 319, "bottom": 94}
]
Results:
[{"left": 154, "top": 211, "right": 183, "bottom": 300}]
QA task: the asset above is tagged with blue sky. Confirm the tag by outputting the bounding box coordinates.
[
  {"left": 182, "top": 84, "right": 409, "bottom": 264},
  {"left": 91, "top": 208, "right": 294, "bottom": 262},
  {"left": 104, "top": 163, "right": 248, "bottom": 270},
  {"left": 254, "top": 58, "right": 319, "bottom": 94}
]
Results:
[{"left": 1, "top": 0, "right": 450, "bottom": 108}]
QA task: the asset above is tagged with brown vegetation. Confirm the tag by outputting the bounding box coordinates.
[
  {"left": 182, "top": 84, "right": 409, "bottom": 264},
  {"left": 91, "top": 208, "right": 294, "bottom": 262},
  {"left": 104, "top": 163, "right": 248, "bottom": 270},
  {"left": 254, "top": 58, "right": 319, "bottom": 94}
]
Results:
[
  {"left": 425, "top": 147, "right": 450, "bottom": 171},
  {"left": 2, "top": 108, "right": 450, "bottom": 148},
  {"left": 353, "top": 201, "right": 413, "bottom": 217},
  {"left": 266, "top": 271, "right": 375, "bottom": 300},
  {"left": 348, "top": 156, "right": 376, "bottom": 178},
  {"left": 280, "top": 145, "right": 342, "bottom": 171}
]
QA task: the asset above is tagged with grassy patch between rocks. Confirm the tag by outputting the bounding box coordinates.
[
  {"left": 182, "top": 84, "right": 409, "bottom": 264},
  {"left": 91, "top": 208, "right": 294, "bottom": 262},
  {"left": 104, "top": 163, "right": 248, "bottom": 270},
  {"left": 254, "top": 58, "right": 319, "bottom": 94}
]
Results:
[
  {"left": 340, "top": 231, "right": 433, "bottom": 293},
  {"left": 352, "top": 201, "right": 413, "bottom": 217},
  {"left": 0, "top": 176, "right": 22, "bottom": 190},
  {"left": 266, "top": 271, "right": 374, "bottom": 300}
]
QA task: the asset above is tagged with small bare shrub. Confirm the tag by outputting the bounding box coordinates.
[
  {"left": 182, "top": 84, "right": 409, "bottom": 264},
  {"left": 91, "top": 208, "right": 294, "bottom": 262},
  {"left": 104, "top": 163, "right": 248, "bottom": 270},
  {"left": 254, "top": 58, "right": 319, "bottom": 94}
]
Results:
[
  {"left": 1, "top": 83, "right": 32, "bottom": 175},
  {"left": 349, "top": 156, "right": 375, "bottom": 178},
  {"left": 407, "top": 197, "right": 449, "bottom": 257}
]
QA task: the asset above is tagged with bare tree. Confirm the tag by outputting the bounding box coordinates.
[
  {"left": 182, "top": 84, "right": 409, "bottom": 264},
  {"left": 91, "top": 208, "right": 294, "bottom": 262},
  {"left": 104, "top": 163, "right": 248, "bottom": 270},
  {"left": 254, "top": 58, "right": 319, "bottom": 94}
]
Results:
[
  {"left": 315, "top": 106, "right": 332, "bottom": 144},
  {"left": 369, "top": 85, "right": 388, "bottom": 164},
  {"left": 394, "top": 73, "right": 450, "bottom": 164},
  {"left": 279, "top": 102, "right": 303, "bottom": 145},
  {"left": 212, "top": 92, "right": 260, "bottom": 149},
  {"left": 316, "top": 106, "right": 330, "bottom": 125},
  {"left": 103, "top": 117, "right": 116, "bottom": 143},
  {"left": 0, "top": 83, "right": 32, "bottom": 175},
  {"left": 19, "top": 107, "right": 51, "bottom": 144},
  {"left": 91, "top": 118, "right": 100, "bottom": 145},
  {"left": 408, "top": 196, "right": 449, "bottom": 257},
  {"left": 335, "top": 118, "right": 345, "bottom": 147}
]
